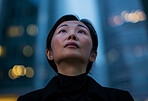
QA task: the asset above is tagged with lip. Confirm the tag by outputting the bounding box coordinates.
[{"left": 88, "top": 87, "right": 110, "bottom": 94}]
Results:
[{"left": 64, "top": 42, "right": 79, "bottom": 48}]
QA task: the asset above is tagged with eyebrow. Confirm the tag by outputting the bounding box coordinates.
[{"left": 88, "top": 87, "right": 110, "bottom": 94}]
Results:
[
  {"left": 56, "top": 24, "right": 89, "bottom": 30},
  {"left": 57, "top": 24, "right": 68, "bottom": 30},
  {"left": 77, "top": 24, "right": 89, "bottom": 30}
]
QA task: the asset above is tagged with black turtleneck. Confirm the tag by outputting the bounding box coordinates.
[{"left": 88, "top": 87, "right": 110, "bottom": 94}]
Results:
[{"left": 57, "top": 73, "right": 89, "bottom": 101}]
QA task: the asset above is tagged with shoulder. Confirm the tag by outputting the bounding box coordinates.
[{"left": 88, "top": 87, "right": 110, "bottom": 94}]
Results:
[
  {"left": 87, "top": 76, "right": 134, "bottom": 101},
  {"left": 103, "top": 87, "right": 134, "bottom": 101},
  {"left": 17, "top": 89, "right": 44, "bottom": 101},
  {"left": 104, "top": 87, "right": 127, "bottom": 93},
  {"left": 17, "top": 76, "right": 58, "bottom": 101},
  {"left": 104, "top": 87, "right": 129, "bottom": 95}
]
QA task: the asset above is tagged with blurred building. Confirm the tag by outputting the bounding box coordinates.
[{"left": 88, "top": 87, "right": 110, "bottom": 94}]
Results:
[
  {"left": 99, "top": 0, "right": 148, "bottom": 100},
  {"left": 0, "top": 0, "right": 38, "bottom": 96}
]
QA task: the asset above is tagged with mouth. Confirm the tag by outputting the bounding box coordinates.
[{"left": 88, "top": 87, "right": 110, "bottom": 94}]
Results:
[{"left": 64, "top": 42, "right": 79, "bottom": 48}]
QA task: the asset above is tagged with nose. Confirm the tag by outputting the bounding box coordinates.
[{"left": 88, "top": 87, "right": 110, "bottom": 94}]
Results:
[{"left": 67, "top": 34, "right": 77, "bottom": 41}]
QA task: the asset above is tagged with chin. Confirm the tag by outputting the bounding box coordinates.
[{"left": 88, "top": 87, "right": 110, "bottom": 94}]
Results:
[
  {"left": 65, "top": 54, "right": 81, "bottom": 58},
  {"left": 56, "top": 54, "right": 87, "bottom": 63},
  {"left": 63, "top": 53, "right": 84, "bottom": 60}
]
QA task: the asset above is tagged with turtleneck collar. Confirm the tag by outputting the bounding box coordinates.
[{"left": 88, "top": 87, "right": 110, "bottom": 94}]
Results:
[
  {"left": 56, "top": 73, "right": 88, "bottom": 100},
  {"left": 57, "top": 73, "right": 87, "bottom": 80},
  {"left": 57, "top": 73, "right": 87, "bottom": 91},
  {"left": 43, "top": 73, "right": 109, "bottom": 101}
]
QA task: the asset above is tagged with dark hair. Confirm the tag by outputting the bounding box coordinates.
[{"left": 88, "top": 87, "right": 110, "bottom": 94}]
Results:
[{"left": 46, "top": 14, "right": 98, "bottom": 73}]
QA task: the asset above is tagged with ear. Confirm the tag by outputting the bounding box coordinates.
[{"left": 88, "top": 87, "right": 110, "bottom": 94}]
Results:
[
  {"left": 46, "top": 49, "right": 53, "bottom": 60},
  {"left": 89, "top": 50, "right": 97, "bottom": 62}
]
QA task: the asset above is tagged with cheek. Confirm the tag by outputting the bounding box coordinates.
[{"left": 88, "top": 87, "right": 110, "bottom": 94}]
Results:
[
  {"left": 80, "top": 38, "right": 93, "bottom": 60},
  {"left": 83, "top": 38, "right": 93, "bottom": 51},
  {"left": 51, "top": 36, "right": 64, "bottom": 54},
  {"left": 51, "top": 38, "right": 60, "bottom": 51}
]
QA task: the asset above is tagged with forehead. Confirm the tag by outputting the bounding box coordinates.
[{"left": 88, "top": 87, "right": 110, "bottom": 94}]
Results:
[{"left": 56, "top": 20, "right": 88, "bottom": 29}]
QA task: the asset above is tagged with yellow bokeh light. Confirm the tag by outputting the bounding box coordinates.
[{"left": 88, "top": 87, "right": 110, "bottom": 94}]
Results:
[
  {"left": 123, "top": 13, "right": 130, "bottom": 22},
  {"left": 12, "top": 65, "right": 19, "bottom": 76},
  {"left": 137, "top": 11, "right": 146, "bottom": 21},
  {"left": 121, "top": 10, "right": 146, "bottom": 23},
  {"left": 9, "top": 65, "right": 34, "bottom": 79},
  {"left": 16, "top": 65, "right": 26, "bottom": 76},
  {"left": 11, "top": 65, "right": 26, "bottom": 78},
  {"left": 129, "top": 13, "right": 139, "bottom": 23},
  {"left": 128, "top": 13, "right": 134, "bottom": 21},
  {"left": 17, "top": 65, "right": 26, "bottom": 76},
  {"left": 0, "top": 45, "right": 4, "bottom": 57},
  {"left": 27, "top": 24, "right": 38, "bottom": 36},
  {"left": 7, "top": 26, "right": 24, "bottom": 37},
  {"left": 133, "top": 14, "right": 140, "bottom": 23},
  {"left": 23, "top": 45, "right": 33, "bottom": 57},
  {"left": 26, "top": 67, "right": 34, "bottom": 78},
  {"left": 8, "top": 69, "right": 17, "bottom": 80}
]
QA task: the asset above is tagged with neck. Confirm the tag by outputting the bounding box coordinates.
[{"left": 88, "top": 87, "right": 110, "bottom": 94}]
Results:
[{"left": 55, "top": 60, "right": 88, "bottom": 76}]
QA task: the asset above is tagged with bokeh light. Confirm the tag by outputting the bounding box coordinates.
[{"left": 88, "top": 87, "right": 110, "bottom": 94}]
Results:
[
  {"left": 23, "top": 45, "right": 33, "bottom": 57},
  {"left": 110, "top": 9, "right": 147, "bottom": 26},
  {"left": 8, "top": 69, "right": 17, "bottom": 80},
  {"left": 7, "top": 26, "right": 24, "bottom": 37},
  {"left": 122, "top": 10, "right": 146, "bottom": 23},
  {"left": 27, "top": 24, "right": 38, "bottom": 36},
  {"left": 12, "top": 65, "right": 26, "bottom": 76},
  {"left": 0, "top": 45, "right": 4, "bottom": 57},
  {"left": 8, "top": 65, "right": 34, "bottom": 80},
  {"left": 25, "top": 67, "right": 34, "bottom": 78},
  {"left": 113, "top": 15, "right": 124, "bottom": 25}
]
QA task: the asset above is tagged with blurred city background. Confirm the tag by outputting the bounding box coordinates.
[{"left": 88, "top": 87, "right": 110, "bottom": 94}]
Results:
[{"left": 0, "top": 0, "right": 148, "bottom": 101}]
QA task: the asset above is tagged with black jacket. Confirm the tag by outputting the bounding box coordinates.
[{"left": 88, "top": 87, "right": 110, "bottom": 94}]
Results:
[{"left": 17, "top": 74, "right": 134, "bottom": 101}]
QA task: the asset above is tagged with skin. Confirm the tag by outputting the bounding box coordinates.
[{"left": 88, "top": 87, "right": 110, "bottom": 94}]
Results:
[{"left": 46, "top": 21, "right": 97, "bottom": 76}]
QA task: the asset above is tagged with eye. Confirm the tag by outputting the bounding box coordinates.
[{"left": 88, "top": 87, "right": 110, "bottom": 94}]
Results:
[
  {"left": 59, "top": 30, "right": 67, "bottom": 34},
  {"left": 78, "top": 30, "right": 85, "bottom": 34}
]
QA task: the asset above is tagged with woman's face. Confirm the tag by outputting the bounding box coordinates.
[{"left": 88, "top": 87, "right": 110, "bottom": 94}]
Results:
[{"left": 49, "top": 21, "right": 94, "bottom": 64}]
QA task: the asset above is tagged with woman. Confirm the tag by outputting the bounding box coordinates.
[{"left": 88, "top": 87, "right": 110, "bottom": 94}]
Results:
[{"left": 17, "top": 15, "right": 134, "bottom": 101}]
